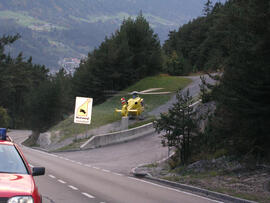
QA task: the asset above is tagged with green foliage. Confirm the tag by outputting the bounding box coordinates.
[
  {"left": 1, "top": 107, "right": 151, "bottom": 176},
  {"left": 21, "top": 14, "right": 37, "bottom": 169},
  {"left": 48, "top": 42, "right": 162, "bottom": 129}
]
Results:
[
  {"left": 212, "top": 0, "right": 270, "bottom": 160},
  {"left": 0, "top": 34, "right": 72, "bottom": 140},
  {"left": 73, "top": 14, "right": 162, "bottom": 104},
  {"left": 128, "top": 116, "right": 156, "bottom": 129},
  {"left": 53, "top": 75, "right": 191, "bottom": 141},
  {"left": 163, "top": 1, "right": 226, "bottom": 75},
  {"left": 163, "top": 51, "right": 191, "bottom": 76},
  {"left": 0, "top": 106, "right": 10, "bottom": 127},
  {"left": 199, "top": 75, "right": 212, "bottom": 103},
  {"left": 0, "top": 34, "right": 49, "bottom": 128},
  {"left": 162, "top": 0, "right": 270, "bottom": 162},
  {"left": 154, "top": 89, "right": 197, "bottom": 165},
  {"left": 25, "top": 69, "right": 72, "bottom": 133},
  {"left": 0, "top": 11, "right": 65, "bottom": 30},
  {"left": 186, "top": 0, "right": 270, "bottom": 161},
  {"left": 203, "top": 0, "right": 213, "bottom": 16},
  {"left": 0, "top": 0, "right": 208, "bottom": 69}
]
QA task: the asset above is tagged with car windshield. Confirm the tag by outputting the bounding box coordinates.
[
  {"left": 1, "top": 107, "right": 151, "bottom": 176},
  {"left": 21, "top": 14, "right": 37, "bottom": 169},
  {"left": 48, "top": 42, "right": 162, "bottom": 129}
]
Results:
[{"left": 0, "top": 144, "right": 28, "bottom": 174}]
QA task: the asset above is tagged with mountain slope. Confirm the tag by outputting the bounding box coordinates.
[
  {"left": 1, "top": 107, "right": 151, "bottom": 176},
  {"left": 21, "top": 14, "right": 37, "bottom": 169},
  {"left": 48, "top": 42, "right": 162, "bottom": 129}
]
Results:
[{"left": 0, "top": 0, "right": 223, "bottom": 70}]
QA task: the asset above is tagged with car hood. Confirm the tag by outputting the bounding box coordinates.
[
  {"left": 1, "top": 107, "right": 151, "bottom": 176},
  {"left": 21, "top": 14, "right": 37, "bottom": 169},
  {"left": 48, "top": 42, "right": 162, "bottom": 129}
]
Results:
[{"left": 0, "top": 173, "right": 33, "bottom": 197}]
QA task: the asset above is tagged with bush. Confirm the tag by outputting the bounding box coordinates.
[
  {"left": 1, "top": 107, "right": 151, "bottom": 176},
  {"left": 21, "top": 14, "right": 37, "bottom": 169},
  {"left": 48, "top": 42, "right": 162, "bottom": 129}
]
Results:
[{"left": 0, "top": 106, "right": 10, "bottom": 127}]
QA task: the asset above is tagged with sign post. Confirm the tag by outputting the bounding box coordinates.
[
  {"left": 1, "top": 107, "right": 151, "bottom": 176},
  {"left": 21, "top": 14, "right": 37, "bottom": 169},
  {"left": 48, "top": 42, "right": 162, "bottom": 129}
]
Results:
[{"left": 74, "top": 97, "right": 93, "bottom": 140}]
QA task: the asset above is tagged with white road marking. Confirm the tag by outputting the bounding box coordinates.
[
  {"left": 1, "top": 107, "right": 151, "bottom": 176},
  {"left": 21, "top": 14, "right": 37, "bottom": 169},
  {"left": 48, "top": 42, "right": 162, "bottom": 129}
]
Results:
[
  {"left": 49, "top": 174, "right": 56, "bottom": 179},
  {"left": 82, "top": 192, "right": 95, "bottom": 199},
  {"left": 58, "top": 179, "right": 66, "bottom": 184},
  {"left": 102, "top": 169, "right": 110, "bottom": 173},
  {"left": 128, "top": 177, "right": 223, "bottom": 203},
  {"left": 85, "top": 164, "right": 92, "bottom": 167},
  {"left": 93, "top": 166, "right": 100, "bottom": 170},
  {"left": 68, "top": 185, "right": 79, "bottom": 190},
  {"left": 113, "top": 172, "right": 123, "bottom": 176},
  {"left": 26, "top": 147, "right": 58, "bottom": 158},
  {"left": 48, "top": 172, "right": 99, "bottom": 201}
]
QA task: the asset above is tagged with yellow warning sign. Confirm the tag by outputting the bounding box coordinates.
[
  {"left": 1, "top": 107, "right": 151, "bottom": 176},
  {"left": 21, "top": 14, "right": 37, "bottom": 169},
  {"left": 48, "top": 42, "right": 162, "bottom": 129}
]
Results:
[
  {"left": 74, "top": 97, "right": 93, "bottom": 124},
  {"left": 77, "top": 98, "right": 91, "bottom": 117}
]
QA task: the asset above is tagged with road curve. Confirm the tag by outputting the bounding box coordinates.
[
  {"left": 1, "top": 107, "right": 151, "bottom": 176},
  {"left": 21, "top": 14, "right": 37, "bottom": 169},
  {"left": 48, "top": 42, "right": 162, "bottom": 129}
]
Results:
[
  {"left": 7, "top": 75, "right": 220, "bottom": 203},
  {"left": 9, "top": 132, "right": 220, "bottom": 203}
]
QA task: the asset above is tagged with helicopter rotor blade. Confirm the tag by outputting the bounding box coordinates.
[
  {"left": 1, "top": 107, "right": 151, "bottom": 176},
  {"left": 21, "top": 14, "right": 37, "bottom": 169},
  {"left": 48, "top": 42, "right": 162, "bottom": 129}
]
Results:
[
  {"left": 104, "top": 88, "right": 171, "bottom": 96},
  {"left": 138, "top": 91, "right": 171, "bottom": 95},
  {"left": 139, "top": 88, "right": 164, "bottom": 93}
]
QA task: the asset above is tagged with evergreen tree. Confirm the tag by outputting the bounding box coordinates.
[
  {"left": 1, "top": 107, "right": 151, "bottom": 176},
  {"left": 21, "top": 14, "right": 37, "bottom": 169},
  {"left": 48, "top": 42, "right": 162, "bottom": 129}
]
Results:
[
  {"left": 154, "top": 89, "right": 197, "bottom": 164},
  {"left": 0, "top": 34, "right": 72, "bottom": 138},
  {"left": 0, "top": 34, "right": 50, "bottom": 128},
  {"left": 203, "top": 0, "right": 213, "bottom": 16},
  {"left": 73, "top": 13, "right": 162, "bottom": 104},
  {"left": 25, "top": 69, "right": 73, "bottom": 142},
  {"left": 0, "top": 106, "right": 10, "bottom": 128},
  {"left": 162, "top": 1, "right": 226, "bottom": 75},
  {"left": 209, "top": 0, "right": 270, "bottom": 160}
]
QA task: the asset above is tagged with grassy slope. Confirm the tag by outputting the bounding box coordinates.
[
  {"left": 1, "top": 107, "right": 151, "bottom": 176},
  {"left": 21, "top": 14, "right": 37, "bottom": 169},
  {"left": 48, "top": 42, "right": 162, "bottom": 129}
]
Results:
[
  {"left": 51, "top": 75, "right": 191, "bottom": 141},
  {"left": 0, "top": 10, "right": 65, "bottom": 30}
]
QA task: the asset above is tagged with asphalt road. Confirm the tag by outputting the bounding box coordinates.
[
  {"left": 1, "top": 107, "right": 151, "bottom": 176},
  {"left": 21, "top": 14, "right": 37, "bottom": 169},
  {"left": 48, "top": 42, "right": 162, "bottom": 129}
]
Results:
[
  {"left": 8, "top": 75, "right": 219, "bottom": 203},
  {"left": 9, "top": 130, "right": 221, "bottom": 203}
]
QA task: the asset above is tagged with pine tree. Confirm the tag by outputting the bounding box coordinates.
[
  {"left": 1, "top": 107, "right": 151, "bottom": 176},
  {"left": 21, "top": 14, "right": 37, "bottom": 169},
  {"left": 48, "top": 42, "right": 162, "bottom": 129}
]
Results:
[
  {"left": 211, "top": 0, "right": 270, "bottom": 160},
  {"left": 154, "top": 89, "right": 197, "bottom": 164},
  {"left": 73, "top": 13, "right": 162, "bottom": 103},
  {"left": 203, "top": 0, "right": 213, "bottom": 16},
  {"left": 0, "top": 106, "right": 10, "bottom": 127}
]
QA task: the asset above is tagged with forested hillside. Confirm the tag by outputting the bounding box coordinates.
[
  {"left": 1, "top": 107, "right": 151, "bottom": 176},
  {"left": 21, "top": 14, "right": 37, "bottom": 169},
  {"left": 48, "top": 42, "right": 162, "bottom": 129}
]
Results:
[
  {"left": 0, "top": 14, "right": 163, "bottom": 142},
  {"left": 162, "top": 0, "right": 270, "bottom": 161},
  {"left": 163, "top": 1, "right": 227, "bottom": 75},
  {"left": 0, "top": 35, "right": 71, "bottom": 130},
  {"left": 73, "top": 14, "right": 162, "bottom": 104},
  {"left": 0, "top": 0, "right": 212, "bottom": 70},
  {"left": 1, "top": 0, "right": 268, "bottom": 163}
]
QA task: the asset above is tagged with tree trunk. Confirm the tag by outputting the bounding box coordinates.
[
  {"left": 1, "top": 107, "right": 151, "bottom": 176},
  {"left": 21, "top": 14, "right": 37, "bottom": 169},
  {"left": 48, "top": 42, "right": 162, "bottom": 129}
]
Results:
[{"left": 28, "top": 130, "right": 40, "bottom": 146}]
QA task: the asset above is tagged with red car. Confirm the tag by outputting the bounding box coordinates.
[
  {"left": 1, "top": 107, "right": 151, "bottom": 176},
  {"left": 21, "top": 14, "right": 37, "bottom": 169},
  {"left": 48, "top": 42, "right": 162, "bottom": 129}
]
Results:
[{"left": 0, "top": 128, "right": 45, "bottom": 203}]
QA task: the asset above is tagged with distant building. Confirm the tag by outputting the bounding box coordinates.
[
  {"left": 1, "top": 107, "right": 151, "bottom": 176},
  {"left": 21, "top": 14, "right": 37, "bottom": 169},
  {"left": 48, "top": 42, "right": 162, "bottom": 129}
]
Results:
[{"left": 58, "top": 57, "right": 81, "bottom": 74}]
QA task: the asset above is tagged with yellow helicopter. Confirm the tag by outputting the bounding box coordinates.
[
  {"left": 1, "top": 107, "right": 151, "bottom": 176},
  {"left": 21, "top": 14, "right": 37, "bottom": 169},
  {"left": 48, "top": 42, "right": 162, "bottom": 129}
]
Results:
[{"left": 115, "top": 88, "right": 171, "bottom": 118}]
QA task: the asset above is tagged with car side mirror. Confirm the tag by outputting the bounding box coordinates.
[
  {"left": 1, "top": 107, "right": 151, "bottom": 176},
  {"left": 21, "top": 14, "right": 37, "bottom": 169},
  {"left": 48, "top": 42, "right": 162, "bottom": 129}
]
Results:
[{"left": 32, "top": 167, "right": 45, "bottom": 176}]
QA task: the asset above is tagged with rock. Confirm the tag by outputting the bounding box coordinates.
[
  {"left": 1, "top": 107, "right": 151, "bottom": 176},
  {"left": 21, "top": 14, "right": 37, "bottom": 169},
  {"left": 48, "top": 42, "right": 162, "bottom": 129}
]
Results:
[
  {"left": 195, "top": 101, "right": 216, "bottom": 133},
  {"left": 37, "top": 132, "right": 51, "bottom": 147}
]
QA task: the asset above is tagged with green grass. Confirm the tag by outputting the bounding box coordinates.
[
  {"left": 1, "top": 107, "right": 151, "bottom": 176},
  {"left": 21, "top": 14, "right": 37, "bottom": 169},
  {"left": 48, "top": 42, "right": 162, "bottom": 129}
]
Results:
[
  {"left": 144, "top": 163, "right": 158, "bottom": 168},
  {"left": 161, "top": 165, "right": 270, "bottom": 203},
  {"left": 69, "top": 12, "right": 175, "bottom": 26},
  {"left": 50, "top": 75, "right": 191, "bottom": 141},
  {"left": 162, "top": 173, "right": 270, "bottom": 203},
  {"left": 70, "top": 12, "right": 134, "bottom": 24},
  {"left": 22, "top": 138, "right": 40, "bottom": 147},
  {"left": 0, "top": 10, "right": 66, "bottom": 31},
  {"left": 210, "top": 187, "right": 270, "bottom": 202},
  {"left": 128, "top": 116, "right": 156, "bottom": 129},
  {"left": 54, "top": 137, "right": 90, "bottom": 152}
]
